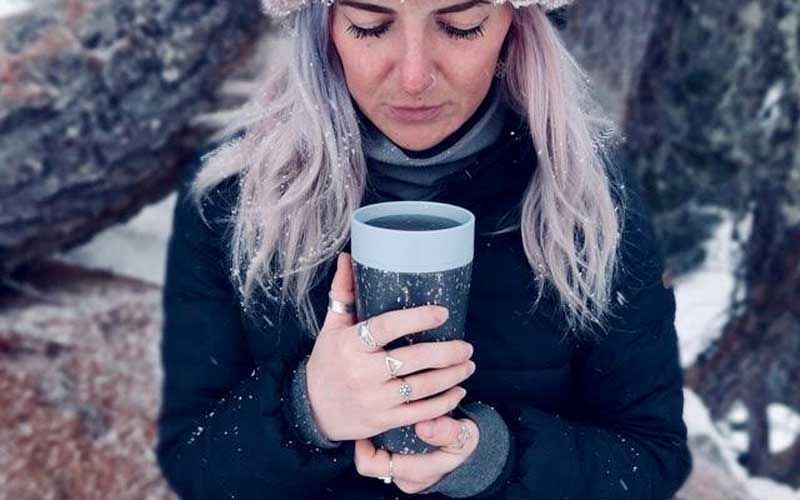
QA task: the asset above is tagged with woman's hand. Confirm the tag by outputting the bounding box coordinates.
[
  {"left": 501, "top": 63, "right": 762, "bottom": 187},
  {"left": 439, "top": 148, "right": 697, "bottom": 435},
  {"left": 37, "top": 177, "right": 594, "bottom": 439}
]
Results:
[
  {"left": 305, "top": 252, "right": 475, "bottom": 442},
  {"left": 354, "top": 415, "right": 481, "bottom": 494}
]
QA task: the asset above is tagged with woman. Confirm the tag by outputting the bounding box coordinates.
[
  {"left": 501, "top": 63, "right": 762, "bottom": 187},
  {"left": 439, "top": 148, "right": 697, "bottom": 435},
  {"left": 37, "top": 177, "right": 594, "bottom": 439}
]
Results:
[{"left": 156, "top": 0, "right": 692, "bottom": 498}]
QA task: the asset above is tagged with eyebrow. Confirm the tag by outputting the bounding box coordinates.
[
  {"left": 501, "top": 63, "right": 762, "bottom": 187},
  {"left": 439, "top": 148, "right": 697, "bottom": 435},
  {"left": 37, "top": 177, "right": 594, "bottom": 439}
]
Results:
[{"left": 337, "top": 0, "right": 491, "bottom": 15}]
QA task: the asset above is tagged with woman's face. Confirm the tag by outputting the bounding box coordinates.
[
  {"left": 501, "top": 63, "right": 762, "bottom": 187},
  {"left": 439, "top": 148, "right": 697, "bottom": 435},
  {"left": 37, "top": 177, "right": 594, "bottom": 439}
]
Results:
[{"left": 330, "top": 0, "right": 513, "bottom": 151}]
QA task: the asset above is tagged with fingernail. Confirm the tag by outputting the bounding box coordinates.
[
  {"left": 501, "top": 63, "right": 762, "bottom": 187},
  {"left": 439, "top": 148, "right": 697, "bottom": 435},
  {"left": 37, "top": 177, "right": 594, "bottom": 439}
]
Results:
[
  {"left": 438, "top": 307, "right": 449, "bottom": 321},
  {"left": 467, "top": 361, "right": 476, "bottom": 374},
  {"left": 459, "top": 387, "right": 467, "bottom": 397},
  {"left": 420, "top": 422, "right": 435, "bottom": 437}
]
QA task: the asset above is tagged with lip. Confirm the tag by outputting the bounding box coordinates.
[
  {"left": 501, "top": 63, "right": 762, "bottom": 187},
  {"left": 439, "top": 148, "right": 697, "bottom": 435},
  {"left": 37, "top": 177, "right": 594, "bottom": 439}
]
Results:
[{"left": 389, "top": 105, "right": 443, "bottom": 122}]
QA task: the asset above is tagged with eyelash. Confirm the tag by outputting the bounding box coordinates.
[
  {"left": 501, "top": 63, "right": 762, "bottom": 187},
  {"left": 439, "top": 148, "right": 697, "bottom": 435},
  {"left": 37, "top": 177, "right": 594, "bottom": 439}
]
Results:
[{"left": 346, "top": 19, "right": 487, "bottom": 41}]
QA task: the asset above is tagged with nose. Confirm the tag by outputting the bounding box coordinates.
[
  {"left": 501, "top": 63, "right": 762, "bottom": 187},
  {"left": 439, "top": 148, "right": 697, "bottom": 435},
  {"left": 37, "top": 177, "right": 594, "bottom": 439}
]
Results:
[{"left": 398, "top": 33, "right": 436, "bottom": 97}]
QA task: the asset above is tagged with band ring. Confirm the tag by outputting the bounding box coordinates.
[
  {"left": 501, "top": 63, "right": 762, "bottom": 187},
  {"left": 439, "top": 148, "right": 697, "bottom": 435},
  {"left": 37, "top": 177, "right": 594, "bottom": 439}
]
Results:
[
  {"left": 357, "top": 318, "right": 382, "bottom": 349},
  {"left": 376, "top": 454, "right": 394, "bottom": 484},
  {"left": 446, "top": 420, "right": 471, "bottom": 450},
  {"left": 327, "top": 290, "right": 355, "bottom": 315}
]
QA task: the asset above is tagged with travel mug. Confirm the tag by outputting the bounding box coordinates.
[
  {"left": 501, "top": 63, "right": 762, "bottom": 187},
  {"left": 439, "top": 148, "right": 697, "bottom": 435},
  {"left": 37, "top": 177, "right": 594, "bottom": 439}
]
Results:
[{"left": 349, "top": 201, "right": 475, "bottom": 455}]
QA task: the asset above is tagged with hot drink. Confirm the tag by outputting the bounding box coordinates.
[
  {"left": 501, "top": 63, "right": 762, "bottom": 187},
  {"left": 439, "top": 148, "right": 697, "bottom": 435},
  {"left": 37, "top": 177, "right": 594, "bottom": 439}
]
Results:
[{"left": 365, "top": 214, "right": 461, "bottom": 231}]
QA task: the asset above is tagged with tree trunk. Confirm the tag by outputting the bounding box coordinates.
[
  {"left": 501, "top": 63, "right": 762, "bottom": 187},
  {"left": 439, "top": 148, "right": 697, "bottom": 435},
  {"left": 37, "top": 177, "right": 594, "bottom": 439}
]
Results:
[
  {"left": 685, "top": 224, "right": 800, "bottom": 486},
  {"left": 622, "top": 0, "right": 800, "bottom": 486}
]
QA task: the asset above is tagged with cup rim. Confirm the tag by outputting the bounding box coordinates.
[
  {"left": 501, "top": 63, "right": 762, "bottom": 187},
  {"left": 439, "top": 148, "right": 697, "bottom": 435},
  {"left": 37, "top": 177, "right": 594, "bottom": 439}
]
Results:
[{"left": 351, "top": 201, "right": 475, "bottom": 234}]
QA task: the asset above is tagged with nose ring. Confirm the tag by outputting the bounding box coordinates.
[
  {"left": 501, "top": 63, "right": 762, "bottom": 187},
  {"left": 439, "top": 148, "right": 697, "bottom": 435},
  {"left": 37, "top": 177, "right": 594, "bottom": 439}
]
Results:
[{"left": 424, "top": 73, "right": 437, "bottom": 92}]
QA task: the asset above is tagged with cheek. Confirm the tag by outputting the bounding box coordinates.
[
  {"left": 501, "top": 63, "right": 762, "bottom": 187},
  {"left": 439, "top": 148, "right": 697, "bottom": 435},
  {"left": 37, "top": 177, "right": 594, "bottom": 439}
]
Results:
[
  {"left": 445, "top": 51, "right": 498, "bottom": 93},
  {"left": 442, "top": 36, "right": 507, "bottom": 86},
  {"left": 332, "top": 39, "right": 380, "bottom": 96}
]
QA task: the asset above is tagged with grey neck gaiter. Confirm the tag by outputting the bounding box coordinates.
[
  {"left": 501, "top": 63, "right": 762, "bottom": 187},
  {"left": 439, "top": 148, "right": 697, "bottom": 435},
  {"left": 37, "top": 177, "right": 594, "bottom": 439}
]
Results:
[{"left": 359, "top": 80, "right": 509, "bottom": 201}]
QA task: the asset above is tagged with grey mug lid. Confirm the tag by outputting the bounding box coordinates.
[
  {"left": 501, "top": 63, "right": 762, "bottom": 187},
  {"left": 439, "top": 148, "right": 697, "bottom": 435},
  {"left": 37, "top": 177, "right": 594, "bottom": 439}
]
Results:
[{"left": 350, "top": 201, "right": 475, "bottom": 273}]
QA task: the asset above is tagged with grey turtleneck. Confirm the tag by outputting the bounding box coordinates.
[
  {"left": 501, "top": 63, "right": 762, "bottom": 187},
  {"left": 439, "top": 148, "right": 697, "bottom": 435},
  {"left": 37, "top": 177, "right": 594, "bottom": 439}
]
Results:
[
  {"left": 286, "top": 81, "right": 513, "bottom": 498},
  {"left": 360, "top": 78, "right": 509, "bottom": 201}
]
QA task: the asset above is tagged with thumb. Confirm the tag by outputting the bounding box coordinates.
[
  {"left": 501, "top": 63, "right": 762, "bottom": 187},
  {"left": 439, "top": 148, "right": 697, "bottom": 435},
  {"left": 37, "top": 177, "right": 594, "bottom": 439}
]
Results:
[
  {"left": 415, "top": 416, "right": 468, "bottom": 449},
  {"left": 321, "top": 252, "right": 357, "bottom": 331}
]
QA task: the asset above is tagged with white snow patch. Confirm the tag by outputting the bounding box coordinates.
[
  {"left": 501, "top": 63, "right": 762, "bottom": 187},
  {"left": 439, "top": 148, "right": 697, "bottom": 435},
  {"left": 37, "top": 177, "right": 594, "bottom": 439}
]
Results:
[
  {"left": 768, "top": 403, "right": 800, "bottom": 454},
  {"left": 716, "top": 399, "right": 750, "bottom": 453},
  {"left": 684, "top": 389, "right": 800, "bottom": 500},
  {"left": 58, "top": 193, "right": 177, "bottom": 285},
  {"left": 0, "top": 0, "right": 32, "bottom": 18},
  {"left": 673, "top": 209, "right": 751, "bottom": 367}
]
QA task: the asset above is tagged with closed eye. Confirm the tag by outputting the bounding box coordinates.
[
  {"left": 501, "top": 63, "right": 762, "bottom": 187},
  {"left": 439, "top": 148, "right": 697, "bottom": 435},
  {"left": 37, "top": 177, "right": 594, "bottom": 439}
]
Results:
[{"left": 346, "top": 17, "right": 489, "bottom": 41}]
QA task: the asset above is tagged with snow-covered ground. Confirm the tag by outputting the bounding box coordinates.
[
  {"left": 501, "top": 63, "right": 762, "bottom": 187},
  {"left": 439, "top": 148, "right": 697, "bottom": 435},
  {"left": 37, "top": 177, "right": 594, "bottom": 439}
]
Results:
[{"left": 0, "top": 0, "right": 32, "bottom": 18}]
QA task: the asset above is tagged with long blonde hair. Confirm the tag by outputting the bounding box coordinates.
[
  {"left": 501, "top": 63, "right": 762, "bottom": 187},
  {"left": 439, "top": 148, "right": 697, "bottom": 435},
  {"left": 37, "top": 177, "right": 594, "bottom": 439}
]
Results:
[{"left": 190, "top": 4, "right": 628, "bottom": 341}]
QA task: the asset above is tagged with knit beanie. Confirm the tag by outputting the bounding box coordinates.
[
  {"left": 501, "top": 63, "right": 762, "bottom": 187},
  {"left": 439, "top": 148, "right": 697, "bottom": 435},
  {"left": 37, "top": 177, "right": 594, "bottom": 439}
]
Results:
[{"left": 263, "top": 0, "right": 575, "bottom": 18}]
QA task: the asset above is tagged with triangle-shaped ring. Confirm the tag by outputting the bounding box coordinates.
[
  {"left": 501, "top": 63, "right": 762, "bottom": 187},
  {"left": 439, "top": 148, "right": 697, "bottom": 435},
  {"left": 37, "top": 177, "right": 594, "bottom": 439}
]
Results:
[{"left": 385, "top": 355, "right": 404, "bottom": 378}]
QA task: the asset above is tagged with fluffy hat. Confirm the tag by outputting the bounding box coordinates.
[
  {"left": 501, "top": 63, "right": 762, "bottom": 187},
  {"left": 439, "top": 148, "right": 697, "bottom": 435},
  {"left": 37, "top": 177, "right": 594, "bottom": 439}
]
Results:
[{"left": 263, "top": 0, "right": 574, "bottom": 18}]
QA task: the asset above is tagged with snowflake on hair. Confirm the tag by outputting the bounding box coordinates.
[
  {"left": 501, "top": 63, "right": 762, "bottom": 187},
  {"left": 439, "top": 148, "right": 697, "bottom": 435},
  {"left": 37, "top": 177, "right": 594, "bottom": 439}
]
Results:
[{"left": 262, "top": 0, "right": 576, "bottom": 18}]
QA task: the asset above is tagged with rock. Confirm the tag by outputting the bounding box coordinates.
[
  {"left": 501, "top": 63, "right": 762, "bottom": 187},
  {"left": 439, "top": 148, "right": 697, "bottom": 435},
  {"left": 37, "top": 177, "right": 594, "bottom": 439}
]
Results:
[
  {"left": 0, "top": 0, "right": 264, "bottom": 273},
  {"left": 0, "top": 259, "right": 173, "bottom": 499}
]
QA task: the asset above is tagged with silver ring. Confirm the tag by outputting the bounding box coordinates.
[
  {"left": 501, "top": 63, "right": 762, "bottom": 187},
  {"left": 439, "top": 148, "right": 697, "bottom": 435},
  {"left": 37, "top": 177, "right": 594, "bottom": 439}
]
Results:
[
  {"left": 376, "top": 454, "right": 394, "bottom": 484},
  {"left": 424, "top": 73, "right": 437, "bottom": 92},
  {"left": 384, "top": 353, "right": 404, "bottom": 379},
  {"left": 398, "top": 378, "right": 413, "bottom": 404},
  {"left": 357, "top": 318, "right": 381, "bottom": 349},
  {"left": 327, "top": 290, "right": 355, "bottom": 315},
  {"left": 447, "top": 420, "right": 471, "bottom": 450}
]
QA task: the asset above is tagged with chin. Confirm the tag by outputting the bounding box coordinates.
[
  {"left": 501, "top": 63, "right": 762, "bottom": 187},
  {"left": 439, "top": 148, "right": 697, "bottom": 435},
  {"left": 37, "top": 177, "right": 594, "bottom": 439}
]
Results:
[
  {"left": 394, "top": 137, "right": 441, "bottom": 151},
  {"left": 386, "top": 126, "right": 450, "bottom": 151}
]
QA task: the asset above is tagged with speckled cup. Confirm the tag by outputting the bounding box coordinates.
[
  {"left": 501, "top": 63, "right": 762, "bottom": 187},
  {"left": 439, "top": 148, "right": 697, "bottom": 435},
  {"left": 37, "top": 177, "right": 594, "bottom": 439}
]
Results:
[{"left": 350, "top": 201, "right": 475, "bottom": 455}]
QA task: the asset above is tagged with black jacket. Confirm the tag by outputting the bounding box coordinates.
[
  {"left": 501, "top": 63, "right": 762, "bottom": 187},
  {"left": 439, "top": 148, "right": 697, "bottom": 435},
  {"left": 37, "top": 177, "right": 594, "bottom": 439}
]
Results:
[{"left": 156, "top": 117, "right": 692, "bottom": 499}]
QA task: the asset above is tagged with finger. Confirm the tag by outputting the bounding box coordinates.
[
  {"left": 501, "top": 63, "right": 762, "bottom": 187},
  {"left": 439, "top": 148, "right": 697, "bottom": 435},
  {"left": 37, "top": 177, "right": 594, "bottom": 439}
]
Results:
[
  {"left": 353, "top": 304, "right": 449, "bottom": 354},
  {"left": 321, "top": 252, "right": 357, "bottom": 331},
  {"left": 354, "top": 438, "right": 392, "bottom": 479},
  {"left": 386, "top": 386, "right": 466, "bottom": 429},
  {"left": 386, "top": 361, "right": 474, "bottom": 405},
  {"left": 390, "top": 447, "right": 461, "bottom": 486},
  {"left": 373, "top": 340, "right": 473, "bottom": 381},
  {"left": 415, "top": 416, "right": 476, "bottom": 453}
]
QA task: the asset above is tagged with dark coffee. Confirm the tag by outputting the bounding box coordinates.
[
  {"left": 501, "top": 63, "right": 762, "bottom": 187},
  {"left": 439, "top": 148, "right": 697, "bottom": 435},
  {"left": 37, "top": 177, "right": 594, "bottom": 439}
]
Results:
[{"left": 365, "top": 214, "right": 461, "bottom": 231}]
